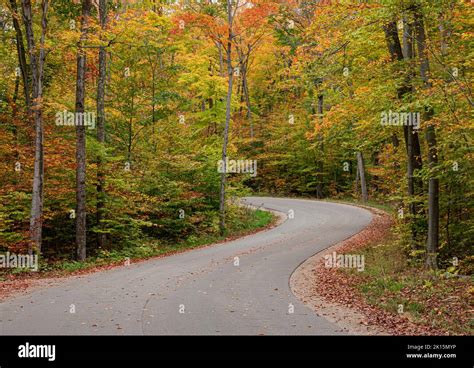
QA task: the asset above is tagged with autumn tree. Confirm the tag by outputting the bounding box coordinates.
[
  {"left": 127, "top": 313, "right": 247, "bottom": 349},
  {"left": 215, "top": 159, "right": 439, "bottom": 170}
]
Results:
[
  {"left": 75, "top": 0, "right": 91, "bottom": 260},
  {"left": 21, "top": 0, "right": 49, "bottom": 254}
]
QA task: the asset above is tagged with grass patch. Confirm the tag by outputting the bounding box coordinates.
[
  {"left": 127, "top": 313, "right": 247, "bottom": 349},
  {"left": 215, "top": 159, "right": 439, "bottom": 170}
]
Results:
[{"left": 343, "top": 234, "right": 473, "bottom": 335}]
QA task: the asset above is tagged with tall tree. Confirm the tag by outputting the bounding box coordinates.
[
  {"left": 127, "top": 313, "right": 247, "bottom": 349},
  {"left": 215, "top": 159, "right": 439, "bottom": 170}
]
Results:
[
  {"left": 357, "top": 152, "right": 368, "bottom": 203},
  {"left": 9, "top": 0, "right": 30, "bottom": 109},
  {"left": 219, "top": 0, "right": 235, "bottom": 235},
  {"left": 75, "top": 0, "right": 92, "bottom": 261},
  {"left": 21, "top": 0, "right": 49, "bottom": 254},
  {"left": 234, "top": 2, "right": 275, "bottom": 138},
  {"left": 413, "top": 4, "right": 439, "bottom": 269},
  {"left": 316, "top": 93, "right": 324, "bottom": 199},
  {"left": 96, "top": 0, "right": 108, "bottom": 248},
  {"left": 384, "top": 19, "right": 423, "bottom": 247}
]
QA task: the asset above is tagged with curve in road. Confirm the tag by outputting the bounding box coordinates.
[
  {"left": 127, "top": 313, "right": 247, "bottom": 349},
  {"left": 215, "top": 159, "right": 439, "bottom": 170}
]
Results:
[{"left": 0, "top": 197, "right": 372, "bottom": 335}]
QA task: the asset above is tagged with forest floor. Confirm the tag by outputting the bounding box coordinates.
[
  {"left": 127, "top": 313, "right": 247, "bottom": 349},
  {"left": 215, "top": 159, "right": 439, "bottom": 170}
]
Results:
[
  {"left": 0, "top": 208, "right": 277, "bottom": 301},
  {"left": 291, "top": 202, "right": 472, "bottom": 336}
]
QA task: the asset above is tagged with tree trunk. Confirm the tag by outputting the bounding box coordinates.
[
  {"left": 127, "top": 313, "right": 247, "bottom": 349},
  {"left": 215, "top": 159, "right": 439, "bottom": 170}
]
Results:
[
  {"left": 219, "top": 0, "right": 234, "bottom": 235},
  {"left": 354, "top": 161, "right": 359, "bottom": 196},
  {"left": 21, "top": 0, "right": 49, "bottom": 254},
  {"left": 357, "top": 152, "right": 368, "bottom": 203},
  {"left": 404, "top": 17, "right": 423, "bottom": 245},
  {"left": 96, "top": 0, "right": 107, "bottom": 249},
  {"left": 402, "top": 16, "right": 413, "bottom": 60},
  {"left": 414, "top": 5, "right": 439, "bottom": 269},
  {"left": 384, "top": 19, "right": 423, "bottom": 247},
  {"left": 75, "top": 0, "right": 91, "bottom": 261},
  {"left": 10, "top": 0, "right": 30, "bottom": 109},
  {"left": 12, "top": 75, "right": 20, "bottom": 155},
  {"left": 425, "top": 125, "right": 439, "bottom": 269},
  {"left": 241, "top": 60, "right": 253, "bottom": 138},
  {"left": 316, "top": 94, "right": 324, "bottom": 199},
  {"left": 391, "top": 133, "right": 400, "bottom": 171}
]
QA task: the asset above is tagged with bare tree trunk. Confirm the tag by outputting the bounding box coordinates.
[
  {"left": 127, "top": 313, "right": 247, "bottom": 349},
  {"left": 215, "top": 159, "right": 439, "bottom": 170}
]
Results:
[
  {"left": 219, "top": 0, "right": 234, "bottom": 236},
  {"left": 384, "top": 19, "right": 423, "bottom": 247},
  {"left": 75, "top": 0, "right": 92, "bottom": 261},
  {"left": 12, "top": 75, "right": 20, "bottom": 149},
  {"left": 402, "top": 16, "right": 413, "bottom": 60},
  {"left": 414, "top": 5, "right": 439, "bottom": 269},
  {"left": 405, "top": 20, "right": 423, "bottom": 244},
  {"left": 21, "top": 0, "right": 49, "bottom": 254},
  {"left": 425, "top": 126, "right": 439, "bottom": 269},
  {"left": 437, "top": 2, "right": 453, "bottom": 58},
  {"left": 406, "top": 12, "right": 424, "bottom": 205},
  {"left": 316, "top": 94, "right": 324, "bottom": 199},
  {"left": 10, "top": 0, "right": 30, "bottom": 109},
  {"left": 438, "top": 18, "right": 448, "bottom": 56},
  {"left": 241, "top": 60, "right": 253, "bottom": 138},
  {"left": 391, "top": 133, "right": 400, "bottom": 171},
  {"left": 96, "top": 0, "right": 107, "bottom": 249},
  {"left": 354, "top": 161, "right": 360, "bottom": 197},
  {"left": 402, "top": 17, "right": 417, "bottom": 220},
  {"left": 357, "top": 152, "right": 368, "bottom": 203}
]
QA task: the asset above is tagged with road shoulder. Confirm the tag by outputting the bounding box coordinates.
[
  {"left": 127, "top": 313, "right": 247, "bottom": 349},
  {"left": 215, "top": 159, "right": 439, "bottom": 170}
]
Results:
[{"left": 290, "top": 205, "right": 391, "bottom": 335}]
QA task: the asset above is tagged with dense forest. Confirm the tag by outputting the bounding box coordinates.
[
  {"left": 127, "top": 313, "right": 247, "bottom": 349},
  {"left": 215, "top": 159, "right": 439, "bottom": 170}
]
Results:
[{"left": 0, "top": 0, "right": 472, "bottom": 275}]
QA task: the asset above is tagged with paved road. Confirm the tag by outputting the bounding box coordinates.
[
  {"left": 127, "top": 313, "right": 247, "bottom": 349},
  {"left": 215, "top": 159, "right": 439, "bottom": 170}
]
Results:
[{"left": 0, "top": 197, "right": 372, "bottom": 335}]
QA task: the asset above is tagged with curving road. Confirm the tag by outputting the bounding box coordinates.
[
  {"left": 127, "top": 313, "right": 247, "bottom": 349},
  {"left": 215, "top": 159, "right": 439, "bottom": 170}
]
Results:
[{"left": 0, "top": 197, "right": 372, "bottom": 335}]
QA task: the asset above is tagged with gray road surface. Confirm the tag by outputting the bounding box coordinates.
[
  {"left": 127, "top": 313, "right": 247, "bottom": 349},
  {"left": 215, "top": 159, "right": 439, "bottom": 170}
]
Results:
[{"left": 0, "top": 197, "right": 372, "bottom": 335}]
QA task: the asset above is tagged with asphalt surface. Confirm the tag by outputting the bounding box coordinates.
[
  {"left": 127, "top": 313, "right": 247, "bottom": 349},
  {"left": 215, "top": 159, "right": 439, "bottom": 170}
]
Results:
[{"left": 0, "top": 197, "right": 372, "bottom": 335}]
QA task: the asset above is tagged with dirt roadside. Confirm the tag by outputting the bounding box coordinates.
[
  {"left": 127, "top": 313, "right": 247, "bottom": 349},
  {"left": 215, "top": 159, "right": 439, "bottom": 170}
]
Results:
[{"left": 290, "top": 205, "right": 448, "bottom": 335}]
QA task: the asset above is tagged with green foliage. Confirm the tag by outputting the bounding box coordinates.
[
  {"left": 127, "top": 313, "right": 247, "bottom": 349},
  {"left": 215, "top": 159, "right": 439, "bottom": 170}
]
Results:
[{"left": 0, "top": 0, "right": 471, "bottom": 277}]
